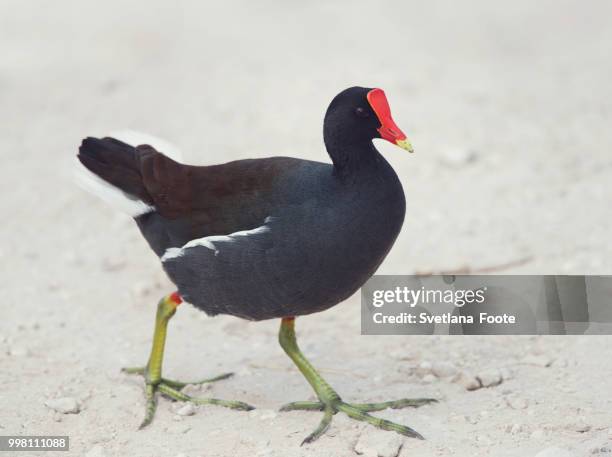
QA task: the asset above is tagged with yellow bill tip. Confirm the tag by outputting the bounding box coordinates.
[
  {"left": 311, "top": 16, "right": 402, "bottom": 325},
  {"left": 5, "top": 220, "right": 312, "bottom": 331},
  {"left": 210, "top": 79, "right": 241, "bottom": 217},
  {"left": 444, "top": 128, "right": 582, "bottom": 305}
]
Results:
[{"left": 395, "top": 139, "right": 414, "bottom": 153}]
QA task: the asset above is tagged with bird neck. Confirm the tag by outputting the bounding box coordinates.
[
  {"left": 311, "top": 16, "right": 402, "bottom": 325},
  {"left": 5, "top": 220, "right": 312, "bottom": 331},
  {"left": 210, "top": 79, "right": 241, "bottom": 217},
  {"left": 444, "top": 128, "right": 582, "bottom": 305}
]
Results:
[{"left": 324, "top": 133, "right": 382, "bottom": 177}]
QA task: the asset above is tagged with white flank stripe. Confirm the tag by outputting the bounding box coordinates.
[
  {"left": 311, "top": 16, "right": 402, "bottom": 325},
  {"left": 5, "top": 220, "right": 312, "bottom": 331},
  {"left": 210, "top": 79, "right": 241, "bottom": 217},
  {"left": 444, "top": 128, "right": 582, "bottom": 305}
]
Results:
[{"left": 161, "top": 223, "right": 272, "bottom": 262}]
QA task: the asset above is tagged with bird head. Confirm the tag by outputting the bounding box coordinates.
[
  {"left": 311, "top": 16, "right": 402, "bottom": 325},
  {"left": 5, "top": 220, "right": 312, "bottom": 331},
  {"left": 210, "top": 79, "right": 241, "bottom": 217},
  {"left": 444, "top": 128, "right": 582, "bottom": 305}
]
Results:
[{"left": 324, "top": 86, "right": 413, "bottom": 153}]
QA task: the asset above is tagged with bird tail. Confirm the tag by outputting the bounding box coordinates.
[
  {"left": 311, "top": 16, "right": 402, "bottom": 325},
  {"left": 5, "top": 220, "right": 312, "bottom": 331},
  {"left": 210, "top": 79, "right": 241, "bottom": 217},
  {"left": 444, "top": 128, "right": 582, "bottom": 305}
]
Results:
[{"left": 75, "top": 131, "right": 182, "bottom": 217}]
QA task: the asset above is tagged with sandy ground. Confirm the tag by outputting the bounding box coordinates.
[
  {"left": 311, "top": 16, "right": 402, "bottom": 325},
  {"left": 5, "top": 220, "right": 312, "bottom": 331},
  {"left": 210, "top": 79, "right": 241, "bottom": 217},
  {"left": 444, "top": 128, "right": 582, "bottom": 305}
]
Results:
[{"left": 1, "top": 1, "right": 611, "bottom": 456}]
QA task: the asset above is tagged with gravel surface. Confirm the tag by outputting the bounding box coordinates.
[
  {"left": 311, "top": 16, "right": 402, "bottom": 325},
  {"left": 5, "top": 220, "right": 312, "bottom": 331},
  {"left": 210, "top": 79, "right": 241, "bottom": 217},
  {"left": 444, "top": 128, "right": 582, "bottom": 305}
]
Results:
[{"left": 1, "top": 1, "right": 611, "bottom": 456}]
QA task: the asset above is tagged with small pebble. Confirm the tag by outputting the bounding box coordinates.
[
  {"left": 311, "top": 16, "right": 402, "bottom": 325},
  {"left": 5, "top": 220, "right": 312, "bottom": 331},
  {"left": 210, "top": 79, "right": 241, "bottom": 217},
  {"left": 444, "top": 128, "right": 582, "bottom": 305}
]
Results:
[
  {"left": 8, "top": 346, "right": 31, "bottom": 357},
  {"left": 259, "top": 410, "right": 277, "bottom": 420},
  {"left": 534, "top": 446, "right": 574, "bottom": 457},
  {"left": 499, "top": 367, "right": 514, "bottom": 381},
  {"left": 506, "top": 423, "right": 523, "bottom": 434},
  {"left": 354, "top": 429, "right": 403, "bottom": 457},
  {"left": 477, "top": 369, "right": 503, "bottom": 388},
  {"left": 450, "top": 414, "right": 467, "bottom": 423},
  {"left": 422, "top": 374, "right": 437, "bottom": 384},
  {"left": 475, "top": 434, "right": 492, "bottom": 445},
  {"left": 249, "top": 409, "right": 277, "bottom": 420},
  {"left": 522, "top": 355, "right": 552, "bottom": 367},
  {"left": 567, "top": 418, "right": 591, "bottom": 433},
  {"left": 440, "top": 148, "right": 478, "bottom": 167},
  {"left": 64, "top": 250, "right": 84, "bottom": 266},
  {"left": 388, "top": 349, "right": 416, "bottom": 361},
  {"left": 417, "top": 361, "right": 432, "bottom": 375},
  {"left": 432, "top": 361, "right": 457, "bottom": 378},
  {"left": 131, "top": 281, "right": 153, "bottom": 298},
  {"left": 85, "top": 445, "right": 106, "bottom": 457},
  {"left": 102, "top": 257, "right": 126, "bottom": 272},
  {"left": 455, "top": 372, "right": 481, "bottom": 391},
  {"left": 176, "top": 404, "right": 196, "bottom": 416},
  {"left": 506, "top": 397, "right": 529, "bottom": 410},
  {"left": 45, "top": 397, "right": 80, "bottom": 414}
]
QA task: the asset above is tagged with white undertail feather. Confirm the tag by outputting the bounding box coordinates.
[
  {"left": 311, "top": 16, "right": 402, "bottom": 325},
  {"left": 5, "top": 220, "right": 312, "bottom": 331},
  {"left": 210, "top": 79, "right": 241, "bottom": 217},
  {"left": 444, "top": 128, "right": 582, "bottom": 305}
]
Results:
[
  {"left": 74, "top": 130, "right": 183, "bottom": 217},
  {"left": 110, "top": 130, "right": 183, "bottom": 162}
]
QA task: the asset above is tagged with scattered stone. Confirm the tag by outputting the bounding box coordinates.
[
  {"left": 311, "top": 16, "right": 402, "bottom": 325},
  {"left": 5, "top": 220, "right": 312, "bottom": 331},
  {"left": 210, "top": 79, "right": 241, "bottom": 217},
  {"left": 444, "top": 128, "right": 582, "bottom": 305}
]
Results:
[
  {"left": 422, "top": 374, "right": 437, "bottom": 384},
  {"left": 85, "top": 445, "right": 106, "bottom": 457},
  {"left": 534, "top": 446, "right": 574, "bottom": 457},
  {"left": 455, "top": 372, "right": 481, "bottom": 391},
  {"left": 91, "top": 435, "right": 114, "bottom": 444},
  {"left": 506, "top": 423, "right": 524, "bottom": 434},
  {"left": 388, "top": 349, "right": 416, "bottom": 361},
  {"left": 249, "top": 409, "right": 277, "bottom": 420},
  {"left": 417, "top": 361, "right": 432, "bottom": 375},
  {"left": 591, "top": 446, "right": 612, "bottom": 454},
  {"left": 8, "top": 346, "right": 31, "bottom": 357},
  {"left": 354, "top": 429, "right": 403, "bottom": 457},
  {"left": 465, "top": 416, "right": 479, "bottom": 425},
  {"left": 477, "top": 369, "right": 503, "bottom": 388},
  {"left": 259, "top": 410, "right": 277, "bottom": 420},
  {"left": 64, "top": 250, "right": 84, "bottom": 266},
  {"left": 475, "top": 434, "right": 492, "bottom": 445},
  {"left": 506, "top": 397, "right": 529, "bottom": 410},
  {"left": 175, "top": 404, "right": 196, "bottom": 416},
  {"left": 131, "top": 281, "right": 153, "bottom": 299},
  {"left": 567, "top": 418, "right": 591, "bottom": 433},
  {"left": 47, "top": 281, "right": 62, "bottom": 291},
  {"left": 432, "top": 361, "right": 457, "bottom": 378},
  {"left": 181, "top": 383, "right": 212, "bottom": 396},
  {"left": 522, "top": 355, "right": 552, "bottom": 367},
  {"left": 499, "top": 367, "right": 514, "bottom": 381},
  {"left": 102, "top": 257, "right": 126, "bottom": 272},
  {"left": 440, "top": 148, "right": 478, "bottom": 167},
  {"left": 450, "top": 414, "right": 467, "bottom": 423},
  {"left": 45, "top": 397, "right": 80, "bottom": 414}
]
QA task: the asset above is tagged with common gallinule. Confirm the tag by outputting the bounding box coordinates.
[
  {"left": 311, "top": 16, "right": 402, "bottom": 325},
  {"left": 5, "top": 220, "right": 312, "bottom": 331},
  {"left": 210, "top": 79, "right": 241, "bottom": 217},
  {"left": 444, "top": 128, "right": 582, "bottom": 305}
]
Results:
[{"left": 77, "top": 86, "right": 435, "bottom": 443}]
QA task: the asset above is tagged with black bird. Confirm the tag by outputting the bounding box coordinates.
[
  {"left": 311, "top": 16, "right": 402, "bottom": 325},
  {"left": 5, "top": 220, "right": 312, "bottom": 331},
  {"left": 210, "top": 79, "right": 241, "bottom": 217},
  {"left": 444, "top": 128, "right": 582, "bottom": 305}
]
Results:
[{"left": 77, "top": 86, "right": 435, "bottom": 444}]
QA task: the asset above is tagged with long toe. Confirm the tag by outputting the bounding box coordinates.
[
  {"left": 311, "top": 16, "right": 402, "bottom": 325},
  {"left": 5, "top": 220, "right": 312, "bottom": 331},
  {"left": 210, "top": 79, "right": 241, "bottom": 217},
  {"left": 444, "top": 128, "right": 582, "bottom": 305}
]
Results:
[
  {"left": 351, "top": 397, "right": 438, "bottom": 412},
  {"left": 157, "top": 383, "right": 255, "bottom": 411},
  {"left": 282, "top": 397, "right": 427, "bottom": 444}
]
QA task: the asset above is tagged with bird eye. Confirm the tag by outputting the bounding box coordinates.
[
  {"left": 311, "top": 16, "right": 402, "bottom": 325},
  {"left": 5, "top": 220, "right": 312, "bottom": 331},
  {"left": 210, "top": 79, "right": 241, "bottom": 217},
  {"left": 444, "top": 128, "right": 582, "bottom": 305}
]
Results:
[{"left": 355, "top": 107, "right": 370, "bottom": 118}]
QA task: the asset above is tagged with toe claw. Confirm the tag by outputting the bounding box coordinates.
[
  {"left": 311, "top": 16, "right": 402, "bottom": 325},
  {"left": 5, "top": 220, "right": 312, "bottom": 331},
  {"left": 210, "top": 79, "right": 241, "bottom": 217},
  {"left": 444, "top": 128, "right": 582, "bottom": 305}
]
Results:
[
  {"left": 138, "top": 384, "right": 157, "bottom": 429},
  {"left": 300, "top": 408, "right": 333, "bottom": 445}
]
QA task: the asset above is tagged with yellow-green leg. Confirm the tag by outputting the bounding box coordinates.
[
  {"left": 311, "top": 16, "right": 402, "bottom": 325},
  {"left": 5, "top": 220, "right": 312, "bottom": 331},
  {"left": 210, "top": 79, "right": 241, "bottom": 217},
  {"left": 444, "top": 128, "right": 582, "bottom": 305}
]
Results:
[
  {"left": 122, "top": 293, "right": 254, "bottom": 429},
  {"left": 278, "top": 317, "right": 436, "bottom": 444}
]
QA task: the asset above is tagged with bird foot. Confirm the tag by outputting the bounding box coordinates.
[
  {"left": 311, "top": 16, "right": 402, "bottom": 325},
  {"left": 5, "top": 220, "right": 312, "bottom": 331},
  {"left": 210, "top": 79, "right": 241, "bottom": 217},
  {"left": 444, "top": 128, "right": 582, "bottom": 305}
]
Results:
[
  {"left": 279, "top": 397, "right": 437, "bottom": 444},
  {"left": 122, "top": 366, "right": 254, "bottom": 428}
]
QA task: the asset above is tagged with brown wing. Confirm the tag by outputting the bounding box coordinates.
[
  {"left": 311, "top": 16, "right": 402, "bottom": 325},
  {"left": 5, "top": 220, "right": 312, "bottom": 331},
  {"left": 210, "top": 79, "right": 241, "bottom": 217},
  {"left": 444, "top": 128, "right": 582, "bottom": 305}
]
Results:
[{"left": 136, "top": 144, "right": 302, "bottom": 235}]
